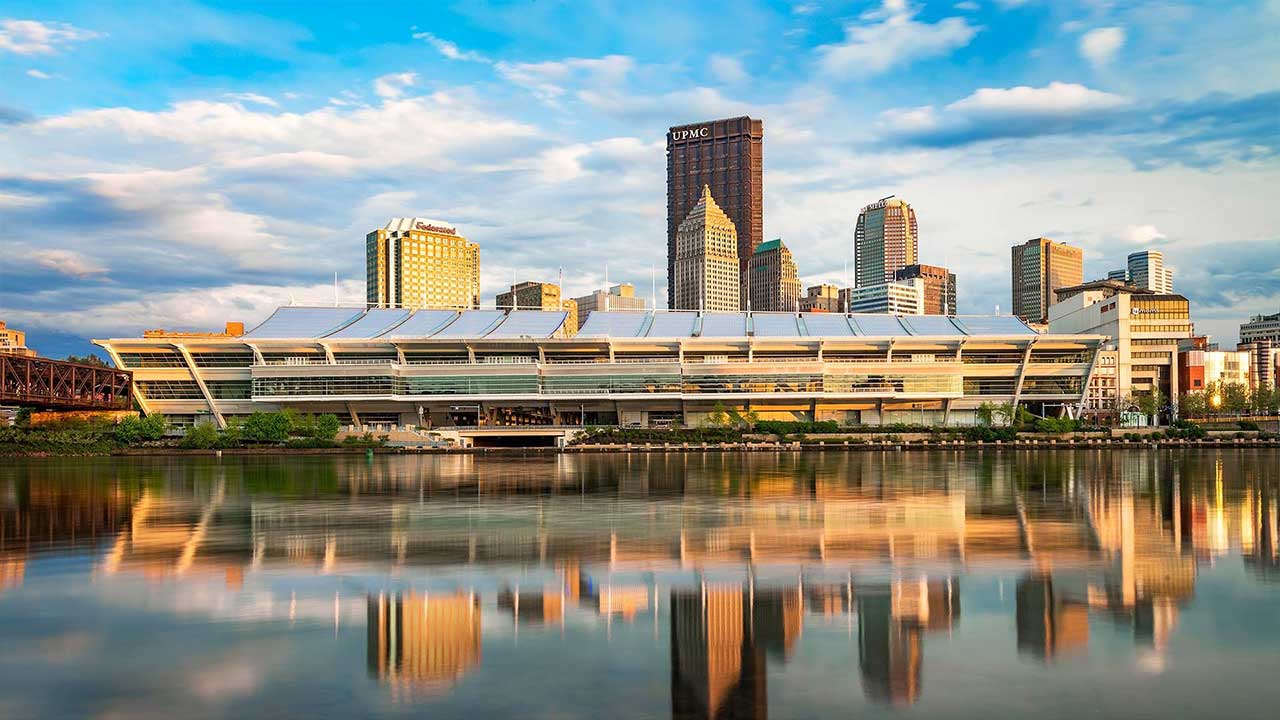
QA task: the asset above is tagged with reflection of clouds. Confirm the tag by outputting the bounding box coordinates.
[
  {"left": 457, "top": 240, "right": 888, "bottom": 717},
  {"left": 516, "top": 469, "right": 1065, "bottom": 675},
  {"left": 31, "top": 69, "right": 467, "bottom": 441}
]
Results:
[
  {"left": 38, "top": 631, "right": 96, "bottom": 664},
  {"left": 190, "top": 659, "right": 262, "bottom": 700}
]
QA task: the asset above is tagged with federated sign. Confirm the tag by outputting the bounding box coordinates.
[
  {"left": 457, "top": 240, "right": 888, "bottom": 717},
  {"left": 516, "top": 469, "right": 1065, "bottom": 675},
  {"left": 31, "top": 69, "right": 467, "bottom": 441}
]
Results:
[{"left": 669, "top": 126, "right": 711, "bottom": 142}]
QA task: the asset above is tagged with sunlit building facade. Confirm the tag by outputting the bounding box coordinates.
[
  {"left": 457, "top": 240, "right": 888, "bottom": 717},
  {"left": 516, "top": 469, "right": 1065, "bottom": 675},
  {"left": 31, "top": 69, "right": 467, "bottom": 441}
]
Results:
[
  {"left": 96, "top": 306, "right": 1103, "bottom": 433},
  {"left": 1011, "top": 237, "right": 1083, "bottom": 325},
  {"left": 673, "top": 187, "right": 741, "bottom": 312},
  {"left": 855, "top": 197, "right": 918, "bottom": 288},
  {"left": 366, "top": 217, "right": 480, "bottom": 310},
  {"left": 667, "top": 116, "right": 764, "bottom": 308},
  {"left": 745, "top": 239, "right": 801, "bottom": 312}
]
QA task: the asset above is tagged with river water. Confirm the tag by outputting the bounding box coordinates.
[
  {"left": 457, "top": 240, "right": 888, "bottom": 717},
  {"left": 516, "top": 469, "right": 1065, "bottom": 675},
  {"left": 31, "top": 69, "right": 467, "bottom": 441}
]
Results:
[{"left": 1, "top": 450, "right": 1277, "bottom": 719}]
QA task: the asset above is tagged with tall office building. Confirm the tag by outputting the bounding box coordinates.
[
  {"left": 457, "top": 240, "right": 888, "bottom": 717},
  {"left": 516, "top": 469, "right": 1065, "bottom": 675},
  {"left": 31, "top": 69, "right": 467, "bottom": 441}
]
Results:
[
  {"left": 1106, "top": 268, "right": 1129, "bottom": 283},
  {"left": 854, "top": 197, "right": 918, "bottom": 288},
  {"left": 573, "top": 283, "right": 647, "bottom": 322},
  {"left": 366, "top": 218, "right": 480, "bottom": 310},
  {"left": 667, "top": 116, "right": 763, "bottom": 308},
  {"left": 496, "top": 281, "right": 578, "bottom": 336},
  {"left": 1127, "top": 251, "right": 1174, "bottom": 294},
  {"left": 672, "top": 186, "right": 741, "bottom": 312},
  {"left": 894, "top": 264, "right": 957, "bottom": 316},
  {"left": 1011, "top": 237, "right": 1083, "bottom": 325},
  {"left": 800, "top": 284, "right": 841, "bottom": 313},
  {"left": 746, "top": 238, "right": 802, "bottom": 312}
]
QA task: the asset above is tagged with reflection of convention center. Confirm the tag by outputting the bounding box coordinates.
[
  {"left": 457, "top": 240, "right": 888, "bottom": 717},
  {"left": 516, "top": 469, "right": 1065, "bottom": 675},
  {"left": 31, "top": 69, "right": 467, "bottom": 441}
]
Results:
[
  {"left": 95, "top": 306, "right": 1103, "bottom": 434},
  {"left": 6, "top": 454, "right": 1277, "bottom": 711}
]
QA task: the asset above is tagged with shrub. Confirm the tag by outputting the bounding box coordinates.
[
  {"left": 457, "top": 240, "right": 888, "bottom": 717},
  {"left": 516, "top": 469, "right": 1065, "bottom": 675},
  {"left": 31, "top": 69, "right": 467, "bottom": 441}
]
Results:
[
  {"left": 115, "top": 413, "right": 167, "bottom": 444},
  {"left": 313, "top": 414, "right": 341, "bottom": 440},
  {"left": 179, "top": 423, "right": 220, "bottom": 449},
  {"left": 286, "top": 437, "right": 338, "bottom": 448},
  {"left": 1238, "top": 420, "right": 1260, "bottom": 431},
  {"left": 239, "top": 412, "right": 291, "bottom": 443},
  {"left": 1034, "top": 417, "right": 1079, "bottom": 433},
  {"left": 753, "top": 420, "right": 839, "bottom": 436},
  {"left": 961, "top": 426, "right": 1017, "bottom": 442}
]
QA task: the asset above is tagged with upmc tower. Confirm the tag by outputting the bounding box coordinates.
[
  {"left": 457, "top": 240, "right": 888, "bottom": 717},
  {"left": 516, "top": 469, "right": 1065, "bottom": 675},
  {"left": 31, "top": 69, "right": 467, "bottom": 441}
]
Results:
[{"left": 667, "top": 116, "right": 763, "bottom": 309}]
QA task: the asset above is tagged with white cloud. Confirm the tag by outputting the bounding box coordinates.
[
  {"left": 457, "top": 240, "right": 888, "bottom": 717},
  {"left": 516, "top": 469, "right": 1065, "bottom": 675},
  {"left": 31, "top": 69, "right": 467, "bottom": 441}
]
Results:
[
  {"left": 878, "top": 82, "right": 1131, "bottom": 144},
  {"left": 8, "top": 279, "right": 367, "bottom": 339},
  {"left": 373, "top": 72, "right": 417, "bottom": 99},
  {"left": 496, "top": 55, "right": 634, "bottom": 104},
  {"left": 413, "top": 31, "right": 487, "bottom": 62},
  {"left": 709, "top": 54, "right": 748, "bottom": 85},
  {"left": 1124, "top": 224, "right": 1167, "bottom": 244},
  {"left": 224, "top": 92, "right": 279, "bottom": 108},
  {"left": 1080, "top": 26, "right": 1126, "bottom": 68},
  {"left": 948, "top": 81, "right": 1129, "bottom": 116},
  {"left": 0, "top": 19, "right": 101, "bottom": 55},
  {"left": 29, "top": 249, "right": 106, "bottom": 277},
  {"left": 816, "top": 1, "right": 978, "bottom": 77},
  {"left": 25, "top": 68, "right": 52, "bottom": 79}
]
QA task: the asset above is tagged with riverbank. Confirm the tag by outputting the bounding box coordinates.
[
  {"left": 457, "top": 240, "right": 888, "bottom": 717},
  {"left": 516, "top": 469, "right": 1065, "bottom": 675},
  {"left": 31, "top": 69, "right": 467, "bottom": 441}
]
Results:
[{"left": 64, "top": 434, "right": 1278, "bottom": 456}]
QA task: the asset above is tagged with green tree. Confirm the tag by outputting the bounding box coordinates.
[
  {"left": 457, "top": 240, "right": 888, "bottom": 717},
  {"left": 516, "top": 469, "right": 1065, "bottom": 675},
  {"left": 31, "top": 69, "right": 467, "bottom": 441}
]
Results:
[
  {"left": 1221, "top": 382, "right": 1250, "bottom": 415},
  {"left": 707, "top": 402, "right": 730, "bottom": 429},
  {"left": 1136, "top": 388, "right": 1164, "bottom": 423},
  {"left": 1179, "top": 390, "right": 1208, "bottom": 419},
  {"left": 976, "top": 402, "right": 996, "bottom": 427},
  {"left": 240, "top": 411, "right": 291, "bottom": 443},
  {"left": 114, "top": 413, "right": 167, "bottom": 444},
  {"left": 314, "top": 414, "right": 341, "bottom": 440},
  {"left": 180, "top": 423, "right": 219, "bottom": 449},
  {"left": 65, "top": 353, "right": 109, "bottom": 367}
]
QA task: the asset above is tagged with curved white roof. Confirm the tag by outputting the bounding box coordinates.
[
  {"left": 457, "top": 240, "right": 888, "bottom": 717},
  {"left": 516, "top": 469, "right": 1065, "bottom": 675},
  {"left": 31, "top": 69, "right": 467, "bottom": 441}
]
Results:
[{"left": 576, "top": 311, "right": 1035, "bottom": 338}]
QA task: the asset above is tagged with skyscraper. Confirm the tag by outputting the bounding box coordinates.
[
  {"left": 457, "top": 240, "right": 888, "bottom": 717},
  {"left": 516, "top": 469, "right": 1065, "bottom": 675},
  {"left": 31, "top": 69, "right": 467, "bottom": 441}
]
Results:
[
  {"left": 1011, "top": 237, "right": 1083, "bottom": 324},
  {"left": 854, "top": 197, "right": 918, "bottom": 288},
  {"left": 673, "top": 186, "right": 741, "bottom": 312},
  {"left": 366, "top": 218, "right": 480, "bottom": 309},
  {"left": 746, "top": 238, "right": 802, "bottom": 312},
  {"left": 667, "top": 116, "right": 763, "bottom": 308},
  {"left": 894, "top": 264, "right": 957, "bottom": 316},
  {"left": 1127, "top": 251, "right": 1174, "bottom": 294}
]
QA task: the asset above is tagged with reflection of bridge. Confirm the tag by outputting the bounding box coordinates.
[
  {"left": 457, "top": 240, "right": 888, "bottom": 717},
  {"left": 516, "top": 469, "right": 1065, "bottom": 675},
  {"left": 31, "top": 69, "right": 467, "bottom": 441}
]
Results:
[{"left": 0, "top": 353, "right": 131, "bottom": 410}]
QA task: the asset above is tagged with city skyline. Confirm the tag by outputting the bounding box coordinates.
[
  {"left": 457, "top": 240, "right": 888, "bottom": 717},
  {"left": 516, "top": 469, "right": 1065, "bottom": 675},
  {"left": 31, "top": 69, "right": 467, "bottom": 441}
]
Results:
[{"left": 2, "top": 1, "right": 1278, "bottom": 358}]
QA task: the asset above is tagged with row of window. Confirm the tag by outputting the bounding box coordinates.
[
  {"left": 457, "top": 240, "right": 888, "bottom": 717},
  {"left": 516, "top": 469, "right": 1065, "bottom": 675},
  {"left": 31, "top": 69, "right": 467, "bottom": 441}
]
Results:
[{"left": 236, "top": 372, "right": 1084, "bottom": 398}]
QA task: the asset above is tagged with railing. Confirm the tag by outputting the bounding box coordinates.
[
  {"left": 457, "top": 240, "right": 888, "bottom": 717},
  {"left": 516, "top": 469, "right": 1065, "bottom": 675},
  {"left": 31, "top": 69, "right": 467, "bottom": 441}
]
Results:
[{"left": 0, "top": 354, "right": 132, "bottom": 410}]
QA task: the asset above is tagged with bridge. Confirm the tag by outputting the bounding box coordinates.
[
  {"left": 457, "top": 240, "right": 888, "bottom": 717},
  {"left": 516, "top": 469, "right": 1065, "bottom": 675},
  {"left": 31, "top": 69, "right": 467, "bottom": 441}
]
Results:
[{"left": 0, "top": 353, "right": 132, "bottom": 411}]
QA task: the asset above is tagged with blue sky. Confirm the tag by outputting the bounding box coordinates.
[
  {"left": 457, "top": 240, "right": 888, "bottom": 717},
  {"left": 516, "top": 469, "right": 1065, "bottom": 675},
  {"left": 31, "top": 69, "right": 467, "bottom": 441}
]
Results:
[{"left": 1, "top": 0, "right": 1278, "bottom": 357}]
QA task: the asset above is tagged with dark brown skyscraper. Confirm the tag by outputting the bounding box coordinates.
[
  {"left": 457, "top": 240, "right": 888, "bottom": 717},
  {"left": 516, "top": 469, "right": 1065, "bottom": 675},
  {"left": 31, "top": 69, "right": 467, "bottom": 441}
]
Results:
[
  {"left": 895, "top": 264, "right": 957, "bottom": 316},
  {"left": 667, "top": 116, "right": 763, "bottom": 308}
]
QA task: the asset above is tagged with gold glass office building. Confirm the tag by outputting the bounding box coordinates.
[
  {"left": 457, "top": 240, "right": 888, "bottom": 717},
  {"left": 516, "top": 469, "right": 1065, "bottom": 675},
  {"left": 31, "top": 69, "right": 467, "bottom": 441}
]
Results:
[
  {"left": 855, "top": 197, "right": 918, "bottom": 288},
  {"left": 366, "top": 218, "right": 480, "bottom": 309},
  {"left": 1011, "top": 237, "right": 1082, "bottom": 325}
]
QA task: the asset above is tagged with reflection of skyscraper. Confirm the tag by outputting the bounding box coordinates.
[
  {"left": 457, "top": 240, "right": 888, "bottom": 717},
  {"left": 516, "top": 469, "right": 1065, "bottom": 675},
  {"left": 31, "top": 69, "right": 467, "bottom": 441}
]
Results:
[
  {"left": 1015, "top": 575, "right": 1088, "bottom": 661},
  {"left": 497, "top": 587, "right": 565, "bottom": 626},
  {"left": 752, "top": 586, "right": 804, "bottom": 662},
  {"left": 857, "top": 589, "right": 922, "bottom": 706},
  {"left": 367, "top": 591, "right": 481, "bottom": 693},
  {"left": 670, "top": 585, "right": 767, "bottom": 719}
]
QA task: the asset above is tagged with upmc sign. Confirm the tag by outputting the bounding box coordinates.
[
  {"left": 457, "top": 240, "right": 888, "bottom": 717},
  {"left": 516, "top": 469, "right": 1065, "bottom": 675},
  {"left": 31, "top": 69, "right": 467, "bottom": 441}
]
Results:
[{"left": 670, "top": 126, "right": 711, "bottom": 142}]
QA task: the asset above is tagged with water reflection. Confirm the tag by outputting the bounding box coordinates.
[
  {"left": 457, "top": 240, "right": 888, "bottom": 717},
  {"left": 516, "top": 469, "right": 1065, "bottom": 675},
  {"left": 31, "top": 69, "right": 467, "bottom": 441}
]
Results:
[{"left": 0, "top": 450, "right": 1277, "bottom": 718}]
